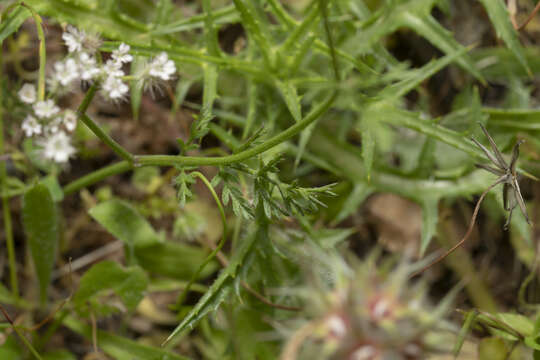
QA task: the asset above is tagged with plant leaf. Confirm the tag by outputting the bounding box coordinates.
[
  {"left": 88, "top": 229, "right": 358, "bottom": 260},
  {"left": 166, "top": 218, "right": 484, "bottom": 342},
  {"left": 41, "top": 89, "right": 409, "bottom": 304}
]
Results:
[
  {"left": 129, "top": 56, "right": 146, "bottom": 121},
  {"left": 478, "top": 0, "right": 529, "bottom": 75},
  {"left": 165, "top": 228, "right": 258, "bottom": 343},
  {"left": 359, "top": 116, "right": 375, "bottom": 182},
  {"left": 0, "top": 5, "right": 30, "bottom": 44},
  {"left": 454, "top": 310, "right": 478, "bottom": 357},
  {"left": 63, "top": 315, "right": 189, "bottom": 360},
  {"left": 275, "top": 80, "right": 302, "bottom": 122},
  {"left": 89, "top": 199, "right": 162, "bottom": 248},
  {"left": 420, "top": 196, "right": 439, "bottom": 256},
  {"left": 73, "top": 261, "right": 148, "bottom": 313},
  {"left": 23, "top": 183, "right": 58, "bottom": 303}
]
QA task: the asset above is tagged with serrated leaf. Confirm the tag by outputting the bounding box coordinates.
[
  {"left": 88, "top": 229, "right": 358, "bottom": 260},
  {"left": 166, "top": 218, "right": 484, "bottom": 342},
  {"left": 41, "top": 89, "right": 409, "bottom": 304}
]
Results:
[
  {"left": 63, "top": 316, "right": 188, "bottom": 360},
  {"left": 275, "top": 80, "right": 302, "bottom": 122},
  {"left": 165, "top": 228, "right": 258, "bottom": 343},
  {"left": 23, "top": 183, "right": 58, "bottom": 303},
  {"left": 420, "top": 196, "right": 439, "bottom": 256},
  {"left": 89, "top": 199, "right": 162, "bottom": 248},
  {"left": 0, "top": 5, "right": 30, "bottom": 44},
  {"left": 73, "top": 261, "right": 148, "bottom": 312},
  {"left": 478, "top": 0, "right": 529, "bottom": 75}
]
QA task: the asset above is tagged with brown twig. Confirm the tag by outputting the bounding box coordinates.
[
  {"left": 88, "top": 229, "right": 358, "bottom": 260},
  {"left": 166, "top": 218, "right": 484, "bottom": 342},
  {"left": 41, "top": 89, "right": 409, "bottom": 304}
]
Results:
[
  {"left": 410, "top": 178, "right": 505, "bottom": 278},
  {"left": 515, "top": 1, "right": 540, "bottom": 30}
]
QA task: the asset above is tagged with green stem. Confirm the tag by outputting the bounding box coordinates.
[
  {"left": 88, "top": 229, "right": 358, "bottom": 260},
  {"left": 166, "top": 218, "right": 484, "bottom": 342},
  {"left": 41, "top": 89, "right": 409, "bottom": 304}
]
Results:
[
  {"left": 12, "top": 325, "right": 43, "bottom": 360},
  {"left": 63, "top": 91, "right": 336, "bottom": 194},
  {"left": 21, "top": 3, "right": 46, "bottom": 101},
  {"left": 0, "top": 47, "right": 18, "bottom": 297},
  {"left": 79, "top": 113, "right": 134, "bottom": 163},
  {"left": 75, "top": 85, "right": 134, "bottom": 163},
  {"left": 63, "top": 161, "right": 132, "bottom": 195},
  {"left": 175, "top": 171, "right": 227, "bottom": 308}
]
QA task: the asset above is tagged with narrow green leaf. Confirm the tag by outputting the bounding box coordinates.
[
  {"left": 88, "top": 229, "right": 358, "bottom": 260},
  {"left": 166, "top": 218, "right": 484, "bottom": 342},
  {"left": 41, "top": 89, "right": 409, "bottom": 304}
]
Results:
[
  {"left": 294, "top": 121, "right": 318, "bottom": 168},
  {"left": 129, "top": 56, "right": 146, "bottom": 121},
  {"left": 172, "top": 76, "right": 197, "bottom": 114},
  {"left": 242, "top": 78, "right": 258, "bottom": 139},
  {"left": 275, "top": 80, "right": 301, "bottom": 122},
  {"left": 280, "top": 3, "right": 320, "bottom": 55},
  {"left": 89, "top": 199, "right": 162, "bottom": 248},
  {"left": 23, "top": 183, "right": 58, "bottom": 303},
  {"left": 420, "top": 196, "right": 439, "bottom": 256},
  {"left": 191, "top": 63, "right": 218, "bottom": 141},
  {"left": 380, "top": 46, "right": 469, "bottom": 100},
  {"left": 454, "top": 310, "right": 478, "bottom": 357},
  {"left": 478, "top": 0, "right": 529, "bottom": 75},
  {"left": 73, "top": 261, "right": 148, "bottom": 312},
  {"left": 332, "top": 182, "right": 374, "bottom": 225},
  {"left": 0, "top": 5, "right": 30, "bottom": 44},
  {"left": 63, "top": 316, "right": 189, "bottom": 360},
  {"left": 359, "top": 117, "right": 375, "bottom": 182},
  {"left": 165, "top": 228, "right": 258, "bottom": 343},
  {"left": 232, "top": 0, "right": 273, "bottom": 68},
  {"left": 202, "top": 0, "right": 221, "bottom": 57},
  {"left": 400, "top": 12, "right": 484, "bottom": 83}
]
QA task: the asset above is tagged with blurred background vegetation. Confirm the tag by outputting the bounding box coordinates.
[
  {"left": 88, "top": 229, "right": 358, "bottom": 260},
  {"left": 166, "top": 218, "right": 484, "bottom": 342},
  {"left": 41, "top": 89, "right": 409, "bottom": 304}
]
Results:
[{"left": 1, "top": 0, "right": 540, "bottom": 359}]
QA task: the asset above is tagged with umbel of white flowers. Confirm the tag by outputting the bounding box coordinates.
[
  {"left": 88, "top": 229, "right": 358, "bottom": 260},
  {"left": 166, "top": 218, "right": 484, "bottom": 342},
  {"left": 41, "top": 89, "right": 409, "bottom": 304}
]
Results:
[{"left": 19, "top": 25, "right": 178, "bottom": 164}]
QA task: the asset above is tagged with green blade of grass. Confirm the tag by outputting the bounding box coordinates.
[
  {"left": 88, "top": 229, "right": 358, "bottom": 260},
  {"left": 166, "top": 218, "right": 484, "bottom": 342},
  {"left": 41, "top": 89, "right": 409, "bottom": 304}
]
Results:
[{"left": 478, "top": 0, "right": 530, "bottom": 76}]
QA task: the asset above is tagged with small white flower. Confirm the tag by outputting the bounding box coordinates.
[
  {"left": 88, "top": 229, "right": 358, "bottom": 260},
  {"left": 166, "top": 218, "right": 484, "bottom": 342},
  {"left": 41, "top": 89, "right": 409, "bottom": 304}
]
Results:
[
  {"left": 111, "top": 43, "right": 133, "bottom": 64},
  {"left": 63, "top": 110, "right": 78, "bottom": 132},
  {"left": 62, "top": 25, "right": 86, "bottom": 53},
  {"left": 18, "top": 83, "right": 37, "bottom": 104},
  {"left": 40, "top": 131, "right": 76, "bottom": 163},
  {"left": 53, "top": 58, "right": 79, "bottom": 86},
  {"left": 102, "top": 76, "right": 129, "bottom": 100},
  {"left": 21, "top": 115, "right": 42, "bottom": 137},
  {"left": 77, "top": 53, "right": 100, "bottom": 81},
  {"left": 102, "top": 59, "right": 124, "bottom": 79},
  {"left": 45, "top": 117, "right": 63, "bottom": 134},
  {"left": 148, "top": 52, "right": 176, "bottom": 81},
  {"left": 33, "top": 100, "right": 60, "bottom": 119}
]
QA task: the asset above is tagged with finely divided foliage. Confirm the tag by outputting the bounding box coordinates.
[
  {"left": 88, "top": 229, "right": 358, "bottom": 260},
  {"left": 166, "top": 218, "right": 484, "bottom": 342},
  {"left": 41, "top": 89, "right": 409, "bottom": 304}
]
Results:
[{"left": 0, "top": 0, "right": 538, "bottom": 359}]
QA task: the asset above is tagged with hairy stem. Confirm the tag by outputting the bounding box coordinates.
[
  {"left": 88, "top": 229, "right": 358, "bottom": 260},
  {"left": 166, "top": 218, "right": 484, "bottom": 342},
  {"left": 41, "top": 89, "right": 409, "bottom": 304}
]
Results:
[{"left": 63, "top": 91, "right": 336, "bottom": 194}]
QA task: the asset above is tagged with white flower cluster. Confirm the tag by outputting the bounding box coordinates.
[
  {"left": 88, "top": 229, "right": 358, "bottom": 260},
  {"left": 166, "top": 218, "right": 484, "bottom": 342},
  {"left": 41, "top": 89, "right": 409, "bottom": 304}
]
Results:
[
  {"left": 50, "top": 26, "right": 177, "bottom": 101},
  {"left": 18, "top": 25, "right": 179, "bottom": 165},
  {"left": 18, "top": 84, "right": 76, "bottom": 163}
]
